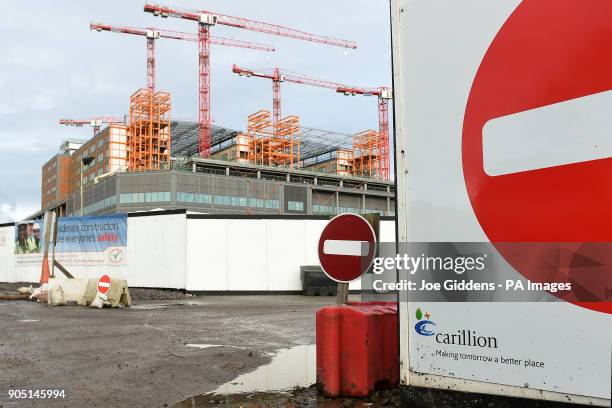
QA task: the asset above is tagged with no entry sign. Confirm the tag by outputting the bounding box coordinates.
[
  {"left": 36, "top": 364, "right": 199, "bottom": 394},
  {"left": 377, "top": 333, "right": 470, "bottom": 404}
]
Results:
[
  {"left": 462, "top": 0, "right": 612, "bottom": 313},
  {"left": 97, "top": 274, "right": 111, "bottom": 295},
  {"left": 317, "top": 214, "right": 377, "bottom": 283}
]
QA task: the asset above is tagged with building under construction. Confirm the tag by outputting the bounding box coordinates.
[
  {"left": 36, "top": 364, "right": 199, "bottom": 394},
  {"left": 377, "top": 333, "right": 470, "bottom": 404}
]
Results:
[
  {"left": 41, "top": 115, "right": 394, "bottom": 218},
  {"left": 38, "top": 2, "right": 394, "bottom": 219}
]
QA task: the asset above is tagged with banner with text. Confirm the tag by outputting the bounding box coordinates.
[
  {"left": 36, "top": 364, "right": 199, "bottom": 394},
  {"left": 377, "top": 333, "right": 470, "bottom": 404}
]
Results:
[{"left": 54, "top": 214, "right": 127, "bottom": 267}]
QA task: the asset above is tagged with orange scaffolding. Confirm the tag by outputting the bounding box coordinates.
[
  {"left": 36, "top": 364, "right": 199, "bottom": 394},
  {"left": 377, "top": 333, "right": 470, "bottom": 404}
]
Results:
[
  {"left": 128, "top": 88, "right": 171, "bottom": 171},
  {"left": 351, "top": 130, "right": 384, "bottom": 180},
  {"left": 245, "top": 110, "right": 300, "bottom": 169}
]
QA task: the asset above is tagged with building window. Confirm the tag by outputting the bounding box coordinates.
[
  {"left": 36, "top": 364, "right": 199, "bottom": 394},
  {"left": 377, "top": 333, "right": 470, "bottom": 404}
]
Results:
[
  {"left": 120, "top": 191, "right": 169, "bottom": 204},
  {"left": 195, "top": 193, "right": 211, "bottom": 204},
  {"left": 230, "top": 196, "right": 246, "bottom": 207},
  {"left": 214, "top": 195, "right": 231, "bottom": 206},
  {"left": 288, "top": 201, "right": 304, "bottom": 212},
  {"left": 177, "top": 192, "right": 195, "bottom": 203},
  {"left": 313, "top": 204, "right": 336, "bottom": 215},
  {"left": 265, "top": 199, "right": 280, "bottom": 210},
  {"left": 120, "top": 193, "right": 132, "bottom": 204},
  {"left": 249, "top": 198, "right": 264, "bottom": 208}
]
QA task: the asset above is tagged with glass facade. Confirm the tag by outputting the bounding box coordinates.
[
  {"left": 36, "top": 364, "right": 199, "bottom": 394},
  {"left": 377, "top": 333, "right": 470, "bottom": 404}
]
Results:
[{"left": 120, "top": 192, "right": 171, "bottom": 204}]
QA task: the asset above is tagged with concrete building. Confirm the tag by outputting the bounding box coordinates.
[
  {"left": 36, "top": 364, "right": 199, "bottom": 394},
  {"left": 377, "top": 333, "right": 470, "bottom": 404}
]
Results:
[
  {"left": 70, "top": 124, "right": 128, "bottom": 193},
  {"left": 63, "top": 158, "right": 394, "bottom": 217},
  {"left": 39, "top": 121, "right": 395, "bottom": 218},
  {"left": 41, "top": 139, "right": 85, "bottom": 211}
]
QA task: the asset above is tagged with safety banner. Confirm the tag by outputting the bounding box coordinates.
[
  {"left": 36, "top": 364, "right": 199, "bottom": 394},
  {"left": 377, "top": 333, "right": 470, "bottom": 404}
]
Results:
[{"left": 54, "top": 214, "right": 127, "bottom": 267}]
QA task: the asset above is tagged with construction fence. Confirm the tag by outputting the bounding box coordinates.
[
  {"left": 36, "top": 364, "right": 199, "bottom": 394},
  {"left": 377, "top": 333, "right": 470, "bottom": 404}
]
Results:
[{"left": 0, "top": 211, "right": 395, "bottom": 291}]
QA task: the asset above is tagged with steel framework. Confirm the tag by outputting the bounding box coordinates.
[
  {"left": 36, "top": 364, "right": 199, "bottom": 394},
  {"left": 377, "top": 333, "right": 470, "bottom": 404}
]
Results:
[
  {"left": 351, "top": 130, "right": 383, "bottom": 180},
  {"left": 128, "top": 88, "right": 171, "bottom": 171},
  {"left": 245, "top": 110, "right": 300, "bottom": 169},
  {"left": 144, "top": 3, "right": 356, "bottom": 158},
  {"left": 337, "top": 86, "right": 392, "bottom": 180}
]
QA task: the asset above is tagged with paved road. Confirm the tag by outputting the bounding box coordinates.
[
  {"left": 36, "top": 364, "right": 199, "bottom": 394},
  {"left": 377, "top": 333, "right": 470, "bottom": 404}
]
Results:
[{"left": 0, "top": 296, "right": 333, "bottom": 407}]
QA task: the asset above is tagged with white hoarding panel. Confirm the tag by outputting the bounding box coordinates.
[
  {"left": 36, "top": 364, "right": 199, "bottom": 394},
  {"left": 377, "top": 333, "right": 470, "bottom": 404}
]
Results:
[
  {"left": 186, "top": 219, "right": 229, "bottom": 291},
  {"left": 392, "top": 0, "right": 612, "bottom": 404},
  {"left": 126, "top": 214, "right": 186, "bottom": 289}
]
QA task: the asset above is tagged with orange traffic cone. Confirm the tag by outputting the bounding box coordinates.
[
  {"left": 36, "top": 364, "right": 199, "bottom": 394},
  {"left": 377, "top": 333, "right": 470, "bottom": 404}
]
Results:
[{"left": 40, "top": 255, "right": 50, "bottom": 284}]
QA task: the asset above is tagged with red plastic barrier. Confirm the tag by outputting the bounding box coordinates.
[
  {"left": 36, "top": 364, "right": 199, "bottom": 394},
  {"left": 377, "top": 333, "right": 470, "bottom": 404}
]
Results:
[{"left": 316, "top": 301, "right": 398, "bottom": 397}]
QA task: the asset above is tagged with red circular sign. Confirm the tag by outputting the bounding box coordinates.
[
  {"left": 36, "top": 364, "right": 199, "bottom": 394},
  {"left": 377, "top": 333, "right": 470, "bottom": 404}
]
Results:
[
  {"left": 462, "top": 0, "right": 612, "bottom": 313},
  {"left": 317, "top": 214, "right": 377, "bottom": 283},
  {"left": 97, "top": 274, "right": 111, "bottom": 295}
]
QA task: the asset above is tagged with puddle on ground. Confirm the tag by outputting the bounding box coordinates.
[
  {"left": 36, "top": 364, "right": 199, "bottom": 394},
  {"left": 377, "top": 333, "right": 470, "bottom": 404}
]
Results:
[
  {"left": 18, "top": 319, "right": 40, "bottom": 322},
  {"left": 214, "top": 344, "right": 316, "bottom": 394},
  {"left": 186, "top": 344, "right": 249, "bottom": 351},
  {"left": 172, "top": 344, "right": 400, "bottom": 407}
]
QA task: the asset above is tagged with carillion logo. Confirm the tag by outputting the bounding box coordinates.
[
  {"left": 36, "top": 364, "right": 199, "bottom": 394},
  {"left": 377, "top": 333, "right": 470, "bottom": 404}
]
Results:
[
  {"left": 414, "top": 307, "right": 436, "bottom": 336},
  {"left": 414, "top": 307, "right": 498, "bottom": 349}
]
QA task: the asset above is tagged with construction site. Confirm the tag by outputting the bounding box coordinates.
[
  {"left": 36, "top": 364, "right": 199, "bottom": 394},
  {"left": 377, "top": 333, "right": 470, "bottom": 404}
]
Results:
[
  {"left": 3, "top": 2, "right": 611, "bottom": 408},
  {"left": 1, "top": 3, "right": 400, "bottom": 407},
  {"left": 39, "top": 4, "right": 394, "bottom": 220}
]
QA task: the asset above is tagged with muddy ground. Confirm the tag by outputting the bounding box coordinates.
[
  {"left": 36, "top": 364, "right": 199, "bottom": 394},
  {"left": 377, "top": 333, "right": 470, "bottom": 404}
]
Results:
[
  {"left": 0, "top": 292, "right": 335, "bottom": 408},
  {"left": 175, "top": 386, "right": 400, "bottom": 407}
]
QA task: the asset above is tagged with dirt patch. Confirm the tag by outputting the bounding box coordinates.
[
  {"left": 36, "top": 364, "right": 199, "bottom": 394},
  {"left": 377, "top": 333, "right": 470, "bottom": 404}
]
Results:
[
  {"left": 0, "top": 281, "right": 36, "bottom": 293},
  {"left": 174, "top": 386, "right": 400, "bottom": 407},
  {"left": 0, "top": 295, "right": 333, "bottom": 407},
  {"left": 129, "top": 287, "right": 196, "bottom": 301}
]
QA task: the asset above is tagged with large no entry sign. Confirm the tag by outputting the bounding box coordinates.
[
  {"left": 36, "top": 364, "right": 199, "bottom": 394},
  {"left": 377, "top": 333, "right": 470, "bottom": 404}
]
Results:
[
  {"left": 462, "top": 0, "right": 612, "bottom": 313},
  {"left": 97, "top": 274, "right": 111, "bottom": 295},
  {"left": 317, "top": 214, "right": 376, "bottom": 283}
]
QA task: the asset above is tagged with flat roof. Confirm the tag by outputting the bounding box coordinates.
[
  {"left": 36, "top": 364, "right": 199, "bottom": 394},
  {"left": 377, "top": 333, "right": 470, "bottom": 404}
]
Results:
[{"left": 170, "top": 120, "right": 354, "bottom": 160}]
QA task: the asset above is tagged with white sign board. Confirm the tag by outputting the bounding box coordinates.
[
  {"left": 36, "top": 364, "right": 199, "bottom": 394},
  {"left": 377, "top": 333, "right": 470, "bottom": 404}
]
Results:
[{"left": 392, "top": 0, "right": 612, "bottom": 405}]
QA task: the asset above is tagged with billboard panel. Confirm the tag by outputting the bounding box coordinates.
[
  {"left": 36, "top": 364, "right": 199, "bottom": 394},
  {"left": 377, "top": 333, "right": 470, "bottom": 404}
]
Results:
[
  {"left": 14, "top": 214, "right": 127, "bottom": 267},
  {"left": 55, "top": 214, "right": 127, "bottom": 267}
]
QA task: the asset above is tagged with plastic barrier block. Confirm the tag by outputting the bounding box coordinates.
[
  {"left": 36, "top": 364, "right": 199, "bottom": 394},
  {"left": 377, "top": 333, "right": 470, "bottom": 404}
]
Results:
[{"left": 316, "top": 301, "right": 398, "bottom": 397}]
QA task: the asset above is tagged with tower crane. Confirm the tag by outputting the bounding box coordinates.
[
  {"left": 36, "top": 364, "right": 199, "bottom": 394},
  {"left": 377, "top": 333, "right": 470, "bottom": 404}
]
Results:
[
  {"left": 144, "top": 3, "right": 357, "bottom": 158},
  {"left": 231, "top": 65, "right": 348, "bottom": 125},
  {"left": 337, "top": 86, "right": 392, "bottom": 180},
  {"left": 90, "top": 23, "right": 275, "bottom": 93},
  {"left": 231, "top": 65, "right": 392, "bottom": 180},
  {"left": 59, "top": 117, "right": 126, "bottom": 136}
]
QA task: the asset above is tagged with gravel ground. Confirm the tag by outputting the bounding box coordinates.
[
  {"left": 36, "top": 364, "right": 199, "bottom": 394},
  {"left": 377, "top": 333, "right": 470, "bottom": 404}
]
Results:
[
  {"left": 0, "top": 282, "right": 198, "bottom": 302},
  {"left": 174, "top": 386, "right": 400, "bottom": 407},
  {"left": 128, "top": 288, "right": 195, "bottom": 301},
  {"left": 0, "top": 295, "right": 333, "bottom": 408}
]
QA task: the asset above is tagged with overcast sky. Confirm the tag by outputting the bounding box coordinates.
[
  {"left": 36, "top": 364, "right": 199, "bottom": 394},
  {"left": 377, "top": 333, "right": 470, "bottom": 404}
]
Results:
[{"left": 0, "top": 0, "right": 392, "bottom": 222}]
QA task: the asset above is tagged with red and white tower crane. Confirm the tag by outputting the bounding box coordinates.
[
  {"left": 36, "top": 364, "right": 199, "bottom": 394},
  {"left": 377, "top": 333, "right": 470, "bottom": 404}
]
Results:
[
  {"left": 144, "top": 3, "right": 357, "bottom": 158},
  {"left": 90, "top": 23, "right": 275, "bottom": 93},
  {"left": 231, "top": 65, "right": 348, "bottom": 125},
  {"left": 231, "top": 64, "right": 392, "bottom": 179},
  {"left": 337, "top": 86, "right": 392, "bottom": 180},
  {"left": 59, "top": 117, "right": 126, "bottom": 135}
]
